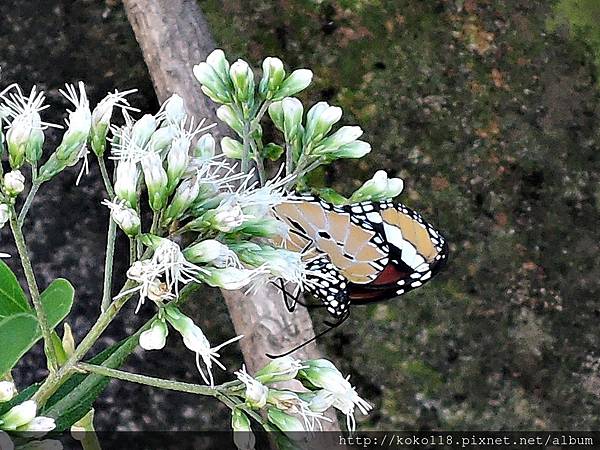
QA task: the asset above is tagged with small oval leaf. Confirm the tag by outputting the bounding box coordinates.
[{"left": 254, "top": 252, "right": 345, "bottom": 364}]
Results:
[
  {"left": 41, "top": 278, "right": 74, "bottom": 329},
  {"left": 0, "top": 313, "right": 39, "bottom": 376},
  {"left": 0, "top": 260, "right": 31, "bottom": 319}
]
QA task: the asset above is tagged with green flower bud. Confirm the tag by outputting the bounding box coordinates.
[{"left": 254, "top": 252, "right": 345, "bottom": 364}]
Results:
[
  {"left": 3, "top": 170, "right": 25, "bottom": 197},
  {"left": 163, "top": 94, "right": 186, "bottom": 125},
  {"left": 267, "top": 408, "right": 305, "bottom": 432},
  {"left": 16, "top": 416, "right": 56, "bottom": 436},
  {"left": 229, "top": 59, "right": 255, "bottom": 105},
  {"left": 132, "top": 114, "right": 157, "bottom": 148},
  {"left": 141, "top": 152, "right": 169, "bottom": 211},
  {"left": 163, "top": 176, "right": 200, "bottom": 222},
  {"left": 0, "top": 381, "right": 16, "bottom": 403},
  {"left": 114, "top": 160, "right": 139, "bottom": 208},
  {"left": 281, "top": 98, "right": 303, "bottom": 143},
  {"left": 255, "top": 356, "right": 304, "bottom": 384},
  {"left": 90, "top": 90, "right": 136, "bottom": 157},
  {"left": 166, "top": 136, "right": 190, "bottom": 193},
  {"left": 149, "top": 125, "right": 178, "bottom": 153},
  {"left": 268, "top": 101, "right": 284, "bottom": 131},
  {"left": 303, "top": 102, "right": 341, "bottom": 144},
  {"left": 259, "top": 57, "right": 286, "bottom": 98},
  {"left": 221, "top": 137, "right": 244, "bottom": 160},
  {"left": 25, "top": 128, "right": 44, "bottom": 165},
  {"left": 322, "top": 140, "right": 371, "bottom": 161},
  {"left": 198, "top": 267, "right": 262, "bottom": 290},
  {"left": 103, "top": 200, "right": 141, "bottom": 237},
  {"left": 206, "top": 49, "right": 232, "bottom": 86},
  {"left": 6, "top": 114, "right": 37, "bottom": 169},
  {"left": 232, "top": 217, "right": 288, "bottom": 238},
  {"left": 0, "top": 400, "right": 37, "bottom": 430},
  {"left": 231, "top": 409, "right": 255, "bottom": 450},
  {"left": 194, "top": 62, "right": 231, "bottom": 104},
  {"left": 139, "top": 319, "right": 169, "bottom": 351},
  {"left": 272, "top": 69, "right": 313, "bottom": 101},
  {"left": 194, "top": 134, "right": 215, "bottom": 159},
  {"left": 62, "top": 323, "right": 75, "bottom": 358},
  {"left": 314, "top": 125, "right": 363, "bottom": 153},
  {"left": 0, "top": 204, "right": 10, "bottom": 229},
  {"left": 183, "top": 239, "right": 230, "bottom": 265},
  {"left": 349, "top": 170, "right": 404, "bottom": 203},
  {"left": 216, "top": 105, "right": 243, "bottom": 136}
]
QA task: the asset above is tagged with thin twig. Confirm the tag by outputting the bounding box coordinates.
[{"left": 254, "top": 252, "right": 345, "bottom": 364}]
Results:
[
  {"left": 97, "top": 156, "right": 115, "bottom": 198},
  {"left": 101, "top": 219, "right": 117, "bottom": 312},
  {"left": 9, "top": 205, "right": 58, "bottom": 374},
  {"left": 17, "top": 180, "right": 41, "bottom": 227}
]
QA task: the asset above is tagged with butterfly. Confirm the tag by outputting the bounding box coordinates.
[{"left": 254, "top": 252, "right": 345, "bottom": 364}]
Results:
[{"left": 268, "top": 195, "right": 448, "bottom": 356}]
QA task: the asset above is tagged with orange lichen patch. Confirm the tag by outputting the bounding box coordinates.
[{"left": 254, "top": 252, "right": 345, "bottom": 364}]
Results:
[
  {"left": 475, "top": 118, "right": 500, "bottom": 139},
  {"left": 431, "top": 176, "right": 450, "bottom": 191},
  {"left": 494, "top": 212, "right": 508, "bottom": 227},
  {"left": 462, "top": 22, "right": 495, "bottom": 55},
  {"left": 491, "top": 68, "right": 507, "bottom": 89}
]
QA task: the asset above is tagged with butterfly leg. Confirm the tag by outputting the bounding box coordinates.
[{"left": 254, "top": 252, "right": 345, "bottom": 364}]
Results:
[{"left": 271, "top": 279, "right": 329, "bottom": 312}]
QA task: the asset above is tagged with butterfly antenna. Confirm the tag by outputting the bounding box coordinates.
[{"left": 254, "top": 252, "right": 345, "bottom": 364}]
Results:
[{"left": 265, "top": 324, "right": 338, "bottom": 359}]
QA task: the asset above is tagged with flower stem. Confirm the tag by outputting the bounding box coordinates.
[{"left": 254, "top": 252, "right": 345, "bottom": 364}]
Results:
[
  {"left": 17, "top": 179, "right": 41, "bottom": 227},
  {"left": 32, "top": 287, "right": 135, "bottom": 405},
  {"left": 101, "top": 218, "right": 117, "bottom": 312},
  {"left": 77, "top": 363, "right": 224, "bottom": 396},
  {"left": 129, "top": 238, "right": 136, "bottom": 265},
  {"left": 241, "top": 121, "right": 251, "bottom": 174},
  {"left": 9, "top": 205, "right": 58, "bottom": 374},
  {"left": 97, "top": 156, "right": 115, "bottom": 198}
]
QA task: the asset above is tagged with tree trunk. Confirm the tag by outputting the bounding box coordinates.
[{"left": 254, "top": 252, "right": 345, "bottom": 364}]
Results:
[{"left": 122, "top": 0, "right": 339, "bottom": 431}]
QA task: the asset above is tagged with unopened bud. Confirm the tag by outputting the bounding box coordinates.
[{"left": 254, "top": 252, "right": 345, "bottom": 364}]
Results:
[
  {"left": 194, "top": 134, "right": 215, "bottom": 159},
  {"left": 259, "top": 57, "right": 286, "bottom": 98},
  {"left": 231, "top": 409, "right": 255, "bottom": 450},
  {"left": 281, "top": 98, "right": 303, "bottom": 143},
  {"left": 229, "top": 59, "right": 255, "bottom": 104},
  {"left": 103, "top": 200, "right": 141, "bottom": 237},
  {"left": 3, "top": 170, "right": 25, "bottom": 196},
  {"left": 349, "top": 170, "right": 404, "bottom": 203},
  {"left": 271, "top": 69, "right": 313, "bottom": 101},
  {"left": 141, "top": 152, "right": 169, "bottom": 211},
  {"left": 216, "top": 105, "right": 243, "bottom": 136},
  {"left": 114, "top": 160, "right": 139, "bottom": 208},
  {"left": 166, "top": 136, "right": 190, "bottom": 192},
  {"left": 0, "top": 400, "right": 37, "bottom": 430},
  {"left": 304, "top": 102, "right": 342, "bottom": 144},
  {"left": 220, "top": 137, "right": 244, "bottom": 160},
  {"left": 193, "top": 62, "right": 231, "bottom": 104},
  {"left": 163, "top": 94, "right": 186, "bottom": 125},
  {"left": 132, "top": 114, "right": 157, "bottom": 148},
  {"left": 0, "top": 204, "right": 10, "bottom": 229},
  {"left": 139, "top": 319, "right": 169, "bottom": 351},
  {"left": 0, "top": 381, "right": 16, "bottom": 402},
  {"left": 163, "top": 176, "right": 200, "bottom": 222}
]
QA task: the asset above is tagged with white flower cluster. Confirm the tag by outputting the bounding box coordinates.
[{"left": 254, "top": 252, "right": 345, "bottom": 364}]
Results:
[
  {"left": 0, "top": 389, "right": 56, "bottom": 448},
  {"left": 230, "top": 357, "right": 372, "bottom": 437}
]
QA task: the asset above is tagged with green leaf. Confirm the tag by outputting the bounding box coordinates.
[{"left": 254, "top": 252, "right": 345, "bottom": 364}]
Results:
[
  {"left": 0, "top": 260, "right": 31, "bottom": 319},
  {"left": 0, "top": 383, "right": 40, "bottom": 416},
  {"left": 0, "top": 313, "right": 39, "bottom": 376},
  {"left": 43, "top": 332, "right": 142, "bottom": 431},
  {"left": 40, "top": 278, "right": 74, "bottom": 330},
  {"left": 0, "top": 279, "right": 74, "bottom": 377}
]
